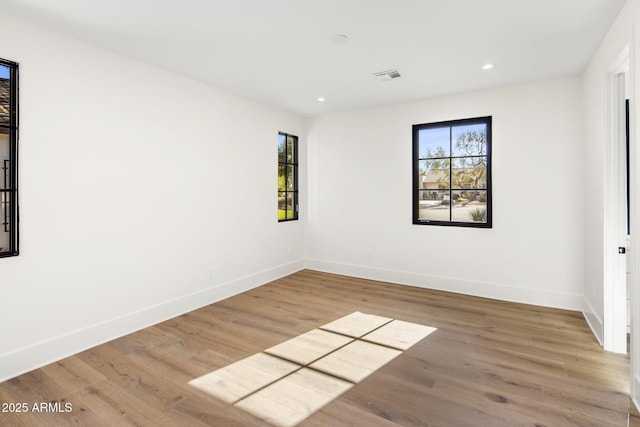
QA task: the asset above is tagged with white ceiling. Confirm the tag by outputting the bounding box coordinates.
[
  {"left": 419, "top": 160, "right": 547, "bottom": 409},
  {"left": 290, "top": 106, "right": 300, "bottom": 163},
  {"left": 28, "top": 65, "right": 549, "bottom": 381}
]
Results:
[{"left": 0, "top": 0, "right": 627, "bottom": 117}]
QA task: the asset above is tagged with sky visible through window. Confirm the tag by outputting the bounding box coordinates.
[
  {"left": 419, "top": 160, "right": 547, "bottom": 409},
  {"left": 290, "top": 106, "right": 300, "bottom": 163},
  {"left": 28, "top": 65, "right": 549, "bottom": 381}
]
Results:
[
  {"left": 0, "top": 65, "right": 9, "bottom": 79},
  {"left": 419, "top": 124, "right": 485, "bottom": 158}
]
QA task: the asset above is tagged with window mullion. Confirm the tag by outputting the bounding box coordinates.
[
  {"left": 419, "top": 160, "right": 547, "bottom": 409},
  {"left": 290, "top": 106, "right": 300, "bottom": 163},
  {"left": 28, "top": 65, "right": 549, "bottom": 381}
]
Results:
[{"left": 449, "top": 126, "right": 453, "bottom": 222}]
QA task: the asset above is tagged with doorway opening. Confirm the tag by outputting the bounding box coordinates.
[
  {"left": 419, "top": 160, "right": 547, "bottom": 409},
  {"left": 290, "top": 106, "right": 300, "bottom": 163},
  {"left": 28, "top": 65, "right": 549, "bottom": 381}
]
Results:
[{"left": 604, "top": 46, "right": 630, "bottom": 354}]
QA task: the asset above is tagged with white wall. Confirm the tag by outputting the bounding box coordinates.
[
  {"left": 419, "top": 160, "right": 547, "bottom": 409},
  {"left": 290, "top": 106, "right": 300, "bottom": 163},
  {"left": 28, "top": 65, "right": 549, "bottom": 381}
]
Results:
[
  {"left": 306, "top": 78, "right": 585, "bottom": 310},
  {"left": 0, "top": 13, "right": 306, "bottom": 382},
  {"left": 582, "top": 0, "right": 640, "bottom": 409}
]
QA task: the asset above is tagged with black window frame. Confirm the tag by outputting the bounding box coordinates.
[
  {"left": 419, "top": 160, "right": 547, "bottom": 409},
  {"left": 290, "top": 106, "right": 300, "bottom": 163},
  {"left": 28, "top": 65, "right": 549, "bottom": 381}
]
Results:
[
  {"left": 0, "top": 58, "right": 18, "bottom": 257},
  {"left": 412, "top": 116, "right": 492, "bottom": 228},
  {"left": 278, "top": 132, "right": 299, "bottom": 222}
]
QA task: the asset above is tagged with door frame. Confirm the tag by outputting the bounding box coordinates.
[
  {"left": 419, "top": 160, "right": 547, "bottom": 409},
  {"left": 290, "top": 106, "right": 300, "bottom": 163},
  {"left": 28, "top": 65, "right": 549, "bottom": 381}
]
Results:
[
  {"left": 629, "top": 26, "right": 640, "bottom": 412},
  {"left": 603, "top": 45, "right": 629, "bottom": 354}
]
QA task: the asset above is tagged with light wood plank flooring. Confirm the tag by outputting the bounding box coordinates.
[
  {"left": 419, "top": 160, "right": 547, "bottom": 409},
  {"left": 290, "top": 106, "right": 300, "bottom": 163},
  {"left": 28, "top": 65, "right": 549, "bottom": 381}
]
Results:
[{"left": 0, "top": 270, "right": 634, "bottom": 426}]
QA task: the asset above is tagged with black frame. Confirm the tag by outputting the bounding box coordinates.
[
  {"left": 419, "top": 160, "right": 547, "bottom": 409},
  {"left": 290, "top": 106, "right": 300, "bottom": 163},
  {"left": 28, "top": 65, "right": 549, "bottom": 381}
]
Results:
[
  {"left": 0, "top": 58, "right": 18, "bottom": 256},
  {"left": 278, "top": 132, "right": 298, "bottom": 222},
  {"left": 412, "top": 116, "right": 492, "bottom": 228},
  {"left": 626, "top": 99, "right": 630, "bottom": 235}
]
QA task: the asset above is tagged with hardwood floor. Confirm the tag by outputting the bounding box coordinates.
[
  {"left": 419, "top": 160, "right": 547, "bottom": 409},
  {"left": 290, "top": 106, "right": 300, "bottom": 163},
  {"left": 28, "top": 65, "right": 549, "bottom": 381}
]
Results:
[
  {"left": 0, "top": 270, "right": 634, "bottom": 426},
  {"left": 630, "top": 401, "right": 640, "bottom": 427}
]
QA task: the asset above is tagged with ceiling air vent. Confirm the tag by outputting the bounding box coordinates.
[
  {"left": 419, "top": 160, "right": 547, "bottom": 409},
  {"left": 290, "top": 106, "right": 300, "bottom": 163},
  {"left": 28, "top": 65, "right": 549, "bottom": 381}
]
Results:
[{"left": 373, "top": 69, "right": 401, "bottom": 81}]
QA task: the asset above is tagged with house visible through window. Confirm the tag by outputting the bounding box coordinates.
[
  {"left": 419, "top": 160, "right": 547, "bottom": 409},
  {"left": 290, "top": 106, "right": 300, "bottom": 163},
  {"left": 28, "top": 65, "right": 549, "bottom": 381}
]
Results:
[
  {"left": 278, "top": 132, "right": 298, "bottom": 221},
  {"left": 413, "top": 116, "right": 491, "bottom": 228},
  {"left": 0, "top": 59, "right": 18, "bottom": 256}
]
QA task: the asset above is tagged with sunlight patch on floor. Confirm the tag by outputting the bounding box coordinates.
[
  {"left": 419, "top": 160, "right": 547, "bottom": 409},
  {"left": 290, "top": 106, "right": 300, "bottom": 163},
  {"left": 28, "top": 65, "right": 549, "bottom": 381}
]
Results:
[{"left": 189, "top": 311, "right": 437, "bottom": 427}]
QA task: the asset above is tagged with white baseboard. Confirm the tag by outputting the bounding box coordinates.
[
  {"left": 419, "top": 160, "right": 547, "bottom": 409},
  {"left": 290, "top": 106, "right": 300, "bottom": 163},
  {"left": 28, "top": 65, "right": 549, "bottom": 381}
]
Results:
[
  {"left": 0, "top": 260, "right": 304, "bottom": 383},
  {"left": 304, "top": 258, "right": 583, "bottom": 311},
  {"left": 582, "top": 297, "right": 604, "bottom": 346}
]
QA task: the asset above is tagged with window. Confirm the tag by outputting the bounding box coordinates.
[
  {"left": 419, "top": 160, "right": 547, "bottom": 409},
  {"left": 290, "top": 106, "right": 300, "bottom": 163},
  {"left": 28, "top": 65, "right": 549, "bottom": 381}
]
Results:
[
  {"left": 278, "top": 132, "right": 298, "bottom": 221},
  {"left": 0, "top": 58, "right": 18, "bottom": 256},
  {"left": 413, "top": 116, "right": 491, "bottom": 228}
]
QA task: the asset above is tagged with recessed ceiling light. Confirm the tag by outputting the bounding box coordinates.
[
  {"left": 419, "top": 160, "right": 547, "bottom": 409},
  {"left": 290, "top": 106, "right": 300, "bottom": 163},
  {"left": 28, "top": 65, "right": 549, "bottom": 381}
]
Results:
[
  {"left": 482, "top": 63, "right": 494, "bottom": 70},
  {"left": 317, "top": 97, "right": 326, "bottom": 102}
]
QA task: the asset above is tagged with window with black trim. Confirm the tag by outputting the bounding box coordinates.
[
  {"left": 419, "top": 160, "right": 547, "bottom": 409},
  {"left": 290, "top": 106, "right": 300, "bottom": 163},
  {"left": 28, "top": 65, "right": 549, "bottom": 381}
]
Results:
[
  {"left": 0, "top": 58, "right": 18, "bottom": 256},
  {"left": 278, "top": 132, "right": 298, "bottom": 221},
  {"left": 413, "top": 116, "right": 491, "bottom": 228}
]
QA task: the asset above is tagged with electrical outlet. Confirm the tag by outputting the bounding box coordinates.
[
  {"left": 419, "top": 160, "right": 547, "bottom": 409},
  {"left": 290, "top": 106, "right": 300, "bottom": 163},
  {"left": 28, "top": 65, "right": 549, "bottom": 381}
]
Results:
[
  {"left": 287, "top": 247, "right": 291, "bottom": 256},
  {"left": 208, "top": 268, "right": 217, "bottom": 279}
]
